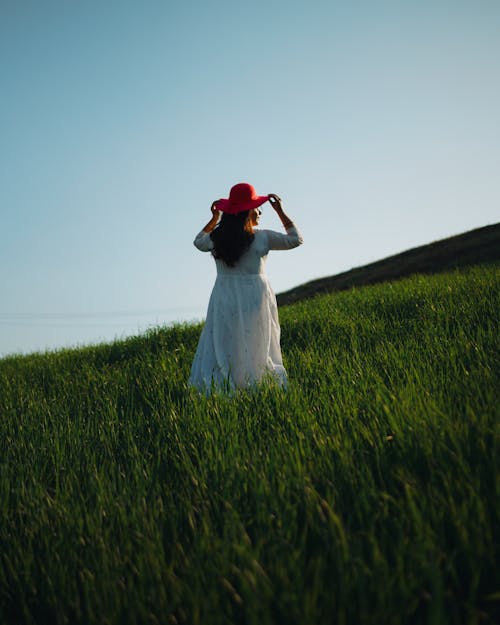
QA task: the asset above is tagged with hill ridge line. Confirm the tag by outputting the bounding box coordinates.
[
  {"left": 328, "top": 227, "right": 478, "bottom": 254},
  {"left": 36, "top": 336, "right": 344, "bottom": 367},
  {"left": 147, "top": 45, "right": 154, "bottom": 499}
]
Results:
[{"left": 277, "top": 222, "right": 500, "bottom": 306}]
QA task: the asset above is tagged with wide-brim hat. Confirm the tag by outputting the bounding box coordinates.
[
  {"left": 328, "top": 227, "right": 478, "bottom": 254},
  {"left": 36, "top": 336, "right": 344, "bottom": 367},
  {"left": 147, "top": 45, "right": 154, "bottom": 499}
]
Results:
[{"left": 215, "top": 183, "right": 269, "bottom": 215}]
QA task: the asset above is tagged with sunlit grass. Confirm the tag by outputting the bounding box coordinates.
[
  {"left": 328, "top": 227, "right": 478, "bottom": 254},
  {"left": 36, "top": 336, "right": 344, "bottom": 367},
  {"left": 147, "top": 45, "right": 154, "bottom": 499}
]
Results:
[{"left": 0, "top": 264, "right": 499, "bottom": 624}]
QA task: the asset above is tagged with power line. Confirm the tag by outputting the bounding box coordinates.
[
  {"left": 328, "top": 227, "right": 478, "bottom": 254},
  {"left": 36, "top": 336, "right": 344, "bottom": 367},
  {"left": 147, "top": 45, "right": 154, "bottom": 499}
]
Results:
[
  {"left": 0, "top": 321, "right": 155, "bottom": 328},
  {"left": 0, "top": 308, "right": 204, "bottom": 327},
  {"left": 0, "top": 307, "right": 201, "bottom": 320}
]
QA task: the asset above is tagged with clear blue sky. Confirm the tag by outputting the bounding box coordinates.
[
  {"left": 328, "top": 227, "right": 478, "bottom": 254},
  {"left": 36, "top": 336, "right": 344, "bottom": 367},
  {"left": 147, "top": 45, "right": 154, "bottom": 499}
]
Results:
[{"left": 1, "top": 0, "right": 499, "bottom": 357}]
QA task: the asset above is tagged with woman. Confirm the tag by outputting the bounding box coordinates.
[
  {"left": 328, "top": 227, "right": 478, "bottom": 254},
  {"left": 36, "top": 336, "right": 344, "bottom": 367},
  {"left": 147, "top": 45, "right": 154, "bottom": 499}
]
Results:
[{"left": 189, "top": 182, "right": 303, "bottom": 392}]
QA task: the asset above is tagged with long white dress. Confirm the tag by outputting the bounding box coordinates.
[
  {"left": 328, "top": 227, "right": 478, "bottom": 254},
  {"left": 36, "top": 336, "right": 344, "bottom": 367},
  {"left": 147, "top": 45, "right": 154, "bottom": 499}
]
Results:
[{"left": 189, "top": 225, "right": 303, "bottom": 392}]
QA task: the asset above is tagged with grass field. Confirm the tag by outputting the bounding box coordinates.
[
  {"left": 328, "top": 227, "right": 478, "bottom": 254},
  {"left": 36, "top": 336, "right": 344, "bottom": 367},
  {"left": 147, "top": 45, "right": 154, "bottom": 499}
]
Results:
[{"left": 0, "top": 264, "right": 499, "bottom": 624}]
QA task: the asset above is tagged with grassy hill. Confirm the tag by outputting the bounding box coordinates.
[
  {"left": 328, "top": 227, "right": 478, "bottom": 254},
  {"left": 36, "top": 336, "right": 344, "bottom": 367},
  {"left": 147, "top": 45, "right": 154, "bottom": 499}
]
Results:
[
  {"left": 277, "top": 222, "right": 500, "bottom": 305},
  {"left": 0, "top": 263, "right": 499, "bottom": 624}
]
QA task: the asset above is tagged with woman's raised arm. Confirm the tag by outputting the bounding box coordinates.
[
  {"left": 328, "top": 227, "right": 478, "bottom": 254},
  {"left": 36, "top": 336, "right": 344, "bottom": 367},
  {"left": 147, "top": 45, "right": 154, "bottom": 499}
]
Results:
[
  {"left": 202, "top": 202, "right": 221, "bottom": 233},
  {"left": 266, "top": 193, "right": 303, "bottom": 250},
  {"left": 268, "top": 193, "right": 295, "bottom": 230}
]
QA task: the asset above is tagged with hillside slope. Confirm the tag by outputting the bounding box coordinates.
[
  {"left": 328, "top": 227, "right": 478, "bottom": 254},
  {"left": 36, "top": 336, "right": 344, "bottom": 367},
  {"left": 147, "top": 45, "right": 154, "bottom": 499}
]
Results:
[
  {"left": 0, "top": 264, "right": 499, "bottom": 624},
  {"left": 277, "top": 221, "right": 500, "bottom": 306}
]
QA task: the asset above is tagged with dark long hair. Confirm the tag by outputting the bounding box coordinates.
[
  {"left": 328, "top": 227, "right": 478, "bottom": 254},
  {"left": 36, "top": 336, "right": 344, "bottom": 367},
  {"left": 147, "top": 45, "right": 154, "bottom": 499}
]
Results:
[{"left": 210, "top": 211, "right": 254, "bottom": 267}]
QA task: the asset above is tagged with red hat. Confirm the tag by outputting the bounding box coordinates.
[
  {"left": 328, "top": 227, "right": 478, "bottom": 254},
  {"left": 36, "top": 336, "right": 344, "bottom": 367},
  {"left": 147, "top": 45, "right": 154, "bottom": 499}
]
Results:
[{"left": 215, "top": 183, "right": 269, "bottom": 215}]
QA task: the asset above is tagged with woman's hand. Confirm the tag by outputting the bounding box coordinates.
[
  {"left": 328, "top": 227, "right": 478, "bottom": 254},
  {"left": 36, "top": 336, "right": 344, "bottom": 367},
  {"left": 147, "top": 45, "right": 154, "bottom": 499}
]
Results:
[
  {"left": 269, "top": 193, "right": 295, "bottom": 230},
  {"left": 268, "top": 193, "right": 283, "bottom": 213},
  {"left": 202, "top": 202, "right": 221, "bottom": 233},
  {"left": 211, "top": 202, "right": 220, "bottom": 218}
]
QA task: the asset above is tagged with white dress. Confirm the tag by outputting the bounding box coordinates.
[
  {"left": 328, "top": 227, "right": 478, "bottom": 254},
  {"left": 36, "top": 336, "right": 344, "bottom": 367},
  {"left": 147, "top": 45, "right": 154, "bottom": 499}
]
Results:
[{"left": 189, "top": 225, "right": 303, "bottom": 392}]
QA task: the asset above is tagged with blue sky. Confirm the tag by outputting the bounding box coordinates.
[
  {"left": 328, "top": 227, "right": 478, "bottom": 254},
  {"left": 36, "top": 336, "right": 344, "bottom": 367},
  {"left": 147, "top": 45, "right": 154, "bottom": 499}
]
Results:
[{"left": 1, "top": 0, "right": 499, "bottom": 357}]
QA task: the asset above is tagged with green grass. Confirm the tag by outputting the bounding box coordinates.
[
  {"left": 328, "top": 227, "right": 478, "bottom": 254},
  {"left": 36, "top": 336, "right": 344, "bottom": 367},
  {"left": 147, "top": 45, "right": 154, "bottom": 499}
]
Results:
[{"left": 0, "top": 264, "right": 499, "bottom": 625}]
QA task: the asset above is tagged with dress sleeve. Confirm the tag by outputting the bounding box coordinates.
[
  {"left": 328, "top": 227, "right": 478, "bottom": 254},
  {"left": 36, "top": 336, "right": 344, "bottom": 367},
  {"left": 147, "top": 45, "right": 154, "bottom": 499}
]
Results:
[
  {"left": 193, "top": 230, "right": 214, "bottom": 252},
  {"left": 265, "top": 224, "right": 304, "bottom": 251}
]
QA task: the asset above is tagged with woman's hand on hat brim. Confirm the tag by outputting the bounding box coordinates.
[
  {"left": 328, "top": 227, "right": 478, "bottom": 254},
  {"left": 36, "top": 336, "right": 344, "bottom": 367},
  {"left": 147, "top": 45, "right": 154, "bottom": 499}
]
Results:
[{"left": 268, "top": 194, "right": 283, "bottom": 213}]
